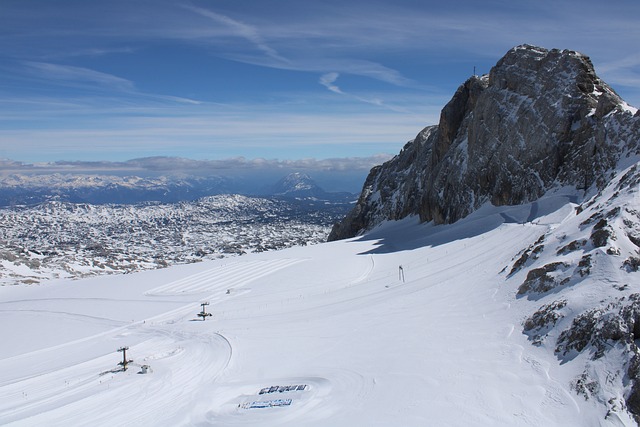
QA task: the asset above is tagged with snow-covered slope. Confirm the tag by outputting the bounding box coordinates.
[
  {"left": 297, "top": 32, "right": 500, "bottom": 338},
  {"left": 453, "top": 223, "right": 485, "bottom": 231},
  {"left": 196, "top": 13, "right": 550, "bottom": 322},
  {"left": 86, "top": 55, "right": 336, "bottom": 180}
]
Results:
[
  {"left": 510, "top": 162, "right": 640, "bottom": 422},
  {"left": 2, "top": 177, "right": 639, "bottom": 425}
]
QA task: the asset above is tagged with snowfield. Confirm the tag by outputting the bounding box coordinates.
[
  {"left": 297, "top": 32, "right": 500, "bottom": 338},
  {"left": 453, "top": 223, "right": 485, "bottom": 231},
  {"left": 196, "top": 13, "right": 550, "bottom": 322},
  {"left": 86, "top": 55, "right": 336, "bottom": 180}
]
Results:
[{"left": 0, "top": 192, "right": 630, "bottom": 426}]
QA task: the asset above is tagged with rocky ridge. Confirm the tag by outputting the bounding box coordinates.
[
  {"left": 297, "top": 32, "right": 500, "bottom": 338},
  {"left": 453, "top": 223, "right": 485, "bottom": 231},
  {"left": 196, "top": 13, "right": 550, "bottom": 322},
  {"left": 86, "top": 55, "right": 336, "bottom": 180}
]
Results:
[{"left": 329, "top": 44, "right": 639, "bottom": 241}]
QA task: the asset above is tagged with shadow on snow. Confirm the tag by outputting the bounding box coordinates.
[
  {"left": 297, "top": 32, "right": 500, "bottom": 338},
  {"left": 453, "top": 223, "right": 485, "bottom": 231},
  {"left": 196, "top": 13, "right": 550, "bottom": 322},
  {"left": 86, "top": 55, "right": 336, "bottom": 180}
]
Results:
[{"left": 353, "top": 194, "right": 579, "bottom": 255}]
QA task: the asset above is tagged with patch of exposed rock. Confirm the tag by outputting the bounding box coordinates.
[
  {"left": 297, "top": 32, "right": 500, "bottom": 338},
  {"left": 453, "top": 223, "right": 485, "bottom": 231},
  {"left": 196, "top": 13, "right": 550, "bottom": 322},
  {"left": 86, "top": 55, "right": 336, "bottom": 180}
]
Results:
[
  {"left": 517, "top": 262, "right": 571, "bottom": 299},
  {"left": 508, "top": 234, "right": 546, "bottom": 276},
  {"left": 523, "top": 299, "right": 567, "bottom": 345},
  {"left": 554, "top": 294, "right": 640, "bottom": 422}
]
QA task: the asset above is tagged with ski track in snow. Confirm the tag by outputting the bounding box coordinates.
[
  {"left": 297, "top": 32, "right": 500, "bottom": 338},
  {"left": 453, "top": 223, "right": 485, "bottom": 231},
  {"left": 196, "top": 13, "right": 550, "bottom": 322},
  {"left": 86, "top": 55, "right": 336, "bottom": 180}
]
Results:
[
  {"left": 144, "top": 258, "right": 304, "bottom": 296},
  {"left": 0, "top": 203, "right": 614, "bottom": 426},
  {"left": 0, "top": 258, "right": 309, "bottom": 426}
]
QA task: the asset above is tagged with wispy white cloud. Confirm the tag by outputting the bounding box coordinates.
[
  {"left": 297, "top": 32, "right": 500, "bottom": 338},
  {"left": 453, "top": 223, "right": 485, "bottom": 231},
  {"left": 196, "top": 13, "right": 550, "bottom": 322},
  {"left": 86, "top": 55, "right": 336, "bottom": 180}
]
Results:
[
  {"left": 16, "top": 155, "right": 393, "bottom": 174},
  {"left": 318, "top": 72, "right": 414, "bottom": 114},
  {"left": 43, "top": 46, "right": 138, "bottom": 60},
  {"left": 173, "top": 5, "right": 415, "bottom": 88},
  {"left": 319, "top": 72, "right": 343, "bottom": 94},
  {"left": 597, "top": 53, "right": 640, "bottom": 74},
  {"left": 594, "top": 53, "right": 640, "bottom": 92},
  {"left": 16, "top": 61, "right": 202, "bottom": 105},
  {"left": 23, "top": 61, "right": 135, "bottom": 92},
  {"left": 182, "top": 4, "right": 290, "bottom": 65}
]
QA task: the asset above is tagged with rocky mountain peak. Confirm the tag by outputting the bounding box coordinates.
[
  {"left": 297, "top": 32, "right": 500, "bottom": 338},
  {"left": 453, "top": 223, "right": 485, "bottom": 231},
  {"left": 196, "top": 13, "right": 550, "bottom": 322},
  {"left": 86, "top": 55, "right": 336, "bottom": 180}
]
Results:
[
  {"left": 271, "top": 172, "right": 324, "bottom": 198},
  {"left": 490, "top": 44, "right": 624, "bottom": 121},
  {"left": 329, "top": 45, "right": 640, "bottom": 241},
  {"left": 276, "top": 172, "right": 315, "bottom": 190}
]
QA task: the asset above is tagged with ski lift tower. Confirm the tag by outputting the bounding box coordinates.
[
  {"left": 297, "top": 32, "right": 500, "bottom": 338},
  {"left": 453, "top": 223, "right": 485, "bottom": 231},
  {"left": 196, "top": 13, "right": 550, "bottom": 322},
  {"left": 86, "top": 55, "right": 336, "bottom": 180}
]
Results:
[
  {"left": 117, "top": 346, "right": 133, "bottom": 371},
  {"left": 197, "top": 302, "right": 212, "bottom": 321}
]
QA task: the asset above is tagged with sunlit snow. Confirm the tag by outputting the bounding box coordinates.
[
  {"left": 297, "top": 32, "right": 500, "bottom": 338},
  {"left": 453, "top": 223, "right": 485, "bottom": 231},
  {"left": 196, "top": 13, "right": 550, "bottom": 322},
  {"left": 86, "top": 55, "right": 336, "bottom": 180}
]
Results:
[{"left": 0, "top": 192, "right": 623, "bottom": 426}]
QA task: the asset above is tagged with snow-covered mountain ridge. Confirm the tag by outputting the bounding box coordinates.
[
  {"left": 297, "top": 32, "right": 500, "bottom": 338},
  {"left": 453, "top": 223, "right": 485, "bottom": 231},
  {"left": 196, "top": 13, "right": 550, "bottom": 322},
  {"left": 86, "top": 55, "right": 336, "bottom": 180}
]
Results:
[
  {"left": 329, "top": 44, "right": 640, "bottom": 241},
  {"left": 0, "top": 171, "right": 357, "bottom": 206},
  {"left": 0, "top": 194, "right": 349, "bottom": 286},
  {"left": 0, "top": 173, "right": 232, "bottom": 206}
]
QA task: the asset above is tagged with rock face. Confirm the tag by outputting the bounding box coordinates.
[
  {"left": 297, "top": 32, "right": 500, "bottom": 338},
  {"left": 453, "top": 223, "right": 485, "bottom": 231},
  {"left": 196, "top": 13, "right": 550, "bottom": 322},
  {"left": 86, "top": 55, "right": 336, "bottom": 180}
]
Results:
[{"left": 329, "top": 44, "right": 640, "bottom": 241}]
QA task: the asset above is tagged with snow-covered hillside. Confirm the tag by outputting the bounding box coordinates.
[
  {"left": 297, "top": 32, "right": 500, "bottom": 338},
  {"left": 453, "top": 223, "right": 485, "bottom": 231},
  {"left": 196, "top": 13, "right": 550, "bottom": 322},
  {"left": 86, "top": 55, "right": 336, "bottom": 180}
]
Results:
[
  {"left": 2, "top": 178, "right": 638, "bottom": 425},
  {"left": 0, "top": 195, "right": 348, "bottom": 286}
]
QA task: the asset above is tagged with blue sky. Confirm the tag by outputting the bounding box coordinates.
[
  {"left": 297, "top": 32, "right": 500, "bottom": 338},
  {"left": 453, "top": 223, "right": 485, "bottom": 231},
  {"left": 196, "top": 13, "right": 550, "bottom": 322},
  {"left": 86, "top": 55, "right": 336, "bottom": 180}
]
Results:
[{"left": 1, "top": 0, "right": 639, "bottom": 164}]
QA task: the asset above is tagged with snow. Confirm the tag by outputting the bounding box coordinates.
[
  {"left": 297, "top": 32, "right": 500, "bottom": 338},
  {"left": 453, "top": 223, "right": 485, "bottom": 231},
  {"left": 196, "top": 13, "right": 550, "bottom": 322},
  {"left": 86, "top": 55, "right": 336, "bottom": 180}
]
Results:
[
  {"left": 0, "top": 194, "right": 623, "bottom": 426},
  {"left": 0, "top": 196, "right": 342, "bottom": 285},
  {"left": 620, "top": 102, "right": 638, "bottom": 115}
]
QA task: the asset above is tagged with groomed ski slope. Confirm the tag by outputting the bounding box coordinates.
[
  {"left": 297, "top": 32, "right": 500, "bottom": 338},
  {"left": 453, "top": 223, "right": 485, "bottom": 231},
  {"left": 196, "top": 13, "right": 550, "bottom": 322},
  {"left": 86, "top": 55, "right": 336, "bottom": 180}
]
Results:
[{"left": 0, "top": 193, "right": 609, "bottom": 426}]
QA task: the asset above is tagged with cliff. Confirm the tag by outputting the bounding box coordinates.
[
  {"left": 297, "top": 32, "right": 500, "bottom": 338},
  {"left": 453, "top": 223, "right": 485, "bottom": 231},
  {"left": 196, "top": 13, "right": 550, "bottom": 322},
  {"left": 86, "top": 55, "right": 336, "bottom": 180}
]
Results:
[{"left": 329, "top": 44, "right": 640, "bottom": 241}]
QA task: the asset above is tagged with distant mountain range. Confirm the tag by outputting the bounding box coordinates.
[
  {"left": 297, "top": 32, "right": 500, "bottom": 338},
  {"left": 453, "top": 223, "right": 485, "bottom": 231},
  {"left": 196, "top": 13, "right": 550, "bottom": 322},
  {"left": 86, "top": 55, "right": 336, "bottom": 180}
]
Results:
[
  {"left": 0, "top": 172, "right": 357, "bottom": 207},
  {"left": 0, "top": 155, "right": 387, "bottom": 206}
]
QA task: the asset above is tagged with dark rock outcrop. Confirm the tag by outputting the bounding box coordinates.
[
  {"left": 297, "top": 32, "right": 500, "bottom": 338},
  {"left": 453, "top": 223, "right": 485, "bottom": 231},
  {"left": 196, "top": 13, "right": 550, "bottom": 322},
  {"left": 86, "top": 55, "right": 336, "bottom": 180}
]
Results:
[
  {"left": 517, "top": 262, "right": 571, "bottom": 298},
  {"left": 329, "top": 44, "right": 640, "bottom": 241},
  {"left": 523, "top": 299, "right": 567, "bottom": 345}
]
